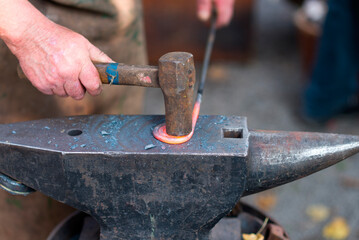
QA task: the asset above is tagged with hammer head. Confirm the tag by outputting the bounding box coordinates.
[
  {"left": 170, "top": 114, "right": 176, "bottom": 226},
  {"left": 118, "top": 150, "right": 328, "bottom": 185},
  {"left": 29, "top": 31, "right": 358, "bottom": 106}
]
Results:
[{"left": 159, "top": 52, "right": 196, "bottom": 136}]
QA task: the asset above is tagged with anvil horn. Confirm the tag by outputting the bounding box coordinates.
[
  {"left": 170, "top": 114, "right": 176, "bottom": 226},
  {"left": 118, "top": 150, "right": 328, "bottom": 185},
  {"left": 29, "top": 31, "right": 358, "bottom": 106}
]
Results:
[{"left": 243, "top": 130, "right": 359, "bottom": 196}]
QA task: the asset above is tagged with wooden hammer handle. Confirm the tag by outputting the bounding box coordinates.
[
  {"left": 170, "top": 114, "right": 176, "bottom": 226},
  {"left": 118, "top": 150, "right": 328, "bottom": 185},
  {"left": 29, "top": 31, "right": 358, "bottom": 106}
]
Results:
[
  {"left": 17, "top": 62, "right": 160, "bottom": 88},
  {"left": 95, "top": 62, "right": 160, "bottom": 88}
]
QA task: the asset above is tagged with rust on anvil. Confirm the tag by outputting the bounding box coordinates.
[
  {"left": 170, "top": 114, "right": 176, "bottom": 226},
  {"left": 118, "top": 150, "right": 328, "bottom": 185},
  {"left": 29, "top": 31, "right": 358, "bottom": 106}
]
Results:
[
  {"left": 95, "top": 62, "right": 160, "bottom": 88},
  {"left": 159, "top": 52, "right": 196, "bottom": 136}
]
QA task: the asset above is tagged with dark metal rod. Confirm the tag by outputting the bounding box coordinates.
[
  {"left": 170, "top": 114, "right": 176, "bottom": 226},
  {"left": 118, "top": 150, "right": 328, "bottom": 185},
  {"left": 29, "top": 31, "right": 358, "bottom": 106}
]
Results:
[{"left": 197, "top": 11, "right": 217, "bottom": 96}]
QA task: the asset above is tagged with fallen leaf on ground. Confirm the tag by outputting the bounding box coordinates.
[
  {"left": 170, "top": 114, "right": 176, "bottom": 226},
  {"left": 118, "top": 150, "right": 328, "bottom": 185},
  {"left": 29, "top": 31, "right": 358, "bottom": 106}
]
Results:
[
  {"left": 306, "top": 204, "right": 330, "bottom": 223},
  {"left": 340, "top": 176, "right": 359, "bottom": 190},
  {"left": 242, "top": 217, "right": 268, "bottom": 240},
  {"left": 322, "top": 217, "right": 350, "bottom": 240},
  {"left": 255, "top": 192, "right": 277, "bottom": 211},
  {"left": 208, "top": 65, "right": 229, "bottom": 83},
  {"left": 242, "top": 233, "right": 264, "bottom": 240}
]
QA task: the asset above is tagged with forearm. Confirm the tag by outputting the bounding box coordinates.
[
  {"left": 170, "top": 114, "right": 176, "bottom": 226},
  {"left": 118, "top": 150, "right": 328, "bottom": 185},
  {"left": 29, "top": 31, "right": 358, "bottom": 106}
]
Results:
[
  {"left": 0, "top": 0, "right": 49, "bottom": 49},
  {"left": 0, "top": 0, "right": 112, "bottom": 99}
]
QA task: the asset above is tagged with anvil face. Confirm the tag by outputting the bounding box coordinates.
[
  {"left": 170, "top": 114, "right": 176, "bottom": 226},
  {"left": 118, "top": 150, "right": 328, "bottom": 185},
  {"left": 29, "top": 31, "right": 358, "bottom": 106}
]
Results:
[
  {"left": 0, "top": 115, "right": 249, "bottom": 240},
  {"left": 0, "top": 115, "right": 248, "bottom": 155}
]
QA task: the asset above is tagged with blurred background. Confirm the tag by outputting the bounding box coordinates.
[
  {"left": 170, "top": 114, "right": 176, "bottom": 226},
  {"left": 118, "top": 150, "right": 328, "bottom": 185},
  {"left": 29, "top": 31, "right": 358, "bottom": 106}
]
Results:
[{"left": 143, "top": 0, "right": 359, "bottom": 239}]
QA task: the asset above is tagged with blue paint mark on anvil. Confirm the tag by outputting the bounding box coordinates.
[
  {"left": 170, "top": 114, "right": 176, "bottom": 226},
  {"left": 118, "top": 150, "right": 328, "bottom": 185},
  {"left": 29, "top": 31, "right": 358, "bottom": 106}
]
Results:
[
  {"left": 95, "top": 115, "right": 123, "bottom": 150},
  {"left": 106, "top": 63, "right": 119, "bottom": 84},
  {"left": 70, "top": 144, "right": 78, "bottom": 150}
]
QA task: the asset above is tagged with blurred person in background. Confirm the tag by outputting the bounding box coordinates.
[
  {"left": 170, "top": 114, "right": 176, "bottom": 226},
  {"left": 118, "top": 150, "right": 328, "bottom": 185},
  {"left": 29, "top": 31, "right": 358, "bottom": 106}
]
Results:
[
  {"left": 304, "top": 0, "right": 359, "bottom": 123},
  {"left": 0, "top": 0, "right": 234, "bottom": 239}
]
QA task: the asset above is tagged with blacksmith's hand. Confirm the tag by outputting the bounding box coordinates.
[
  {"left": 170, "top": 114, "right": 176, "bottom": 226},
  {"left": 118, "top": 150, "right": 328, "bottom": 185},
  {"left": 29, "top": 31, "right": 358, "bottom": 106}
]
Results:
[
  {"left": 197, "top": 0, "right": 235, "bottom": 28},
  {"left": 0, "top": 0, "right": 113, "bottom": 100}
]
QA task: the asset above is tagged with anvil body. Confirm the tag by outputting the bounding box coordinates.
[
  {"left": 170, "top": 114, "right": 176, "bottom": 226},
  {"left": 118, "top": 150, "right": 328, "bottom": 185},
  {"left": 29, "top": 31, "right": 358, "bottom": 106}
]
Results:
[{"left": 0, "top": 115, "right": 358, "bottom": 240}]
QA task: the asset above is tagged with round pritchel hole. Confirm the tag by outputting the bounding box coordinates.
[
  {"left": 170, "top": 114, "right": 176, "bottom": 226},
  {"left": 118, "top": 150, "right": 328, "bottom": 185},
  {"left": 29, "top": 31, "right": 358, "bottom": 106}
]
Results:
[{"left": 67, "top": 129, "right": 83, "bottom": 136}]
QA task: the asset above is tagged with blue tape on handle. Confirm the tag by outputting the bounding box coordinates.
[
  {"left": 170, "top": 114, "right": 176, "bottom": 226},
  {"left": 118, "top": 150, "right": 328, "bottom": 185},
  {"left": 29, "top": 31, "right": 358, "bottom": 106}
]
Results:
[{"left": 106, "top": 63, "right": 119, "bottom": 85}]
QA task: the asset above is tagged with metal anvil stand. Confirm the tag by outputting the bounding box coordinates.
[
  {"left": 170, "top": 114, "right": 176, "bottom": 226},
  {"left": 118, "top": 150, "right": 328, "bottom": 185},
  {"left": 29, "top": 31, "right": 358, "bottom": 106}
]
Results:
[{"left": 0, "top": 115, "right": 359, "bottom": 240}]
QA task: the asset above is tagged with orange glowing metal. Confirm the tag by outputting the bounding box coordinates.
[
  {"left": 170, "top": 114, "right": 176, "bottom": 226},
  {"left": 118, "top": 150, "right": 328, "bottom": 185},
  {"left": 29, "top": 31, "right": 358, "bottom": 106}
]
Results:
[{"left": 153, "top": 100, "right": 201, "bottom": 144}]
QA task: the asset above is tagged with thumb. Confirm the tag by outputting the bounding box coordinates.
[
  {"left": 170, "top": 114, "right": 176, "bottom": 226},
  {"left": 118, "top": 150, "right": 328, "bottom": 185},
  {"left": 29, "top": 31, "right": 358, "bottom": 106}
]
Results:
[
  {"left": 88, "top": 43, "right": 114, "bottom": 63},
  {"left": 197, "top": 0, "right": 212, "bottom": 22}
]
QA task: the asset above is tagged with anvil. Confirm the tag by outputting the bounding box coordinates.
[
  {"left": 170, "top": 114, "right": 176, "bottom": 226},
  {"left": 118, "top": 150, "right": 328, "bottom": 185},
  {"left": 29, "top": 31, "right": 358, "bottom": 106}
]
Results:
[{"left": 0, "top": 115, "right": 358, "bottom": 240}]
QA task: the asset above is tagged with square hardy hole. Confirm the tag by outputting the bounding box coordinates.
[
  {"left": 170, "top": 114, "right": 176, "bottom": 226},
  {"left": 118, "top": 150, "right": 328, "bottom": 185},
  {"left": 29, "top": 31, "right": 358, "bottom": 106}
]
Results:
[{"left": 222, "top": 128, "right": 243, "bottom": 139}]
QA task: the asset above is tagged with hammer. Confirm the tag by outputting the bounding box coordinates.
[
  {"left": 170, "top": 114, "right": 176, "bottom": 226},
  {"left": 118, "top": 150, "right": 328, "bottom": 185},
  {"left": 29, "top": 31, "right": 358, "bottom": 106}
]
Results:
[{"left": 18, "top": 52, "right": 196, "bottom": 136}]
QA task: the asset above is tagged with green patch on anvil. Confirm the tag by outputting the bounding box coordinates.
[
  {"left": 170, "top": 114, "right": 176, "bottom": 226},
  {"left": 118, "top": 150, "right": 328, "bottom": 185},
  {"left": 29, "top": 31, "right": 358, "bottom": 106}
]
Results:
[
  {"left": 335, "top": 162, "right": 347, "bottom": 171},
  {"left": 6, "top": 197, "right": 23, "bottom": 210},
  {"left": 47, "top": 197, "right": 53, "bottom": 209},
  {"left": 0, "top": 93, "right": 8, "bottom": 100}
]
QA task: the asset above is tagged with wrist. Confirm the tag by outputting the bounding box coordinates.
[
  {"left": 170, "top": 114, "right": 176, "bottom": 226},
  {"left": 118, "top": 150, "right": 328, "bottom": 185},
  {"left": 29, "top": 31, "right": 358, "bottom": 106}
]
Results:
[{"left": 0, "top": 0, "right": 51, "bottom": 51}]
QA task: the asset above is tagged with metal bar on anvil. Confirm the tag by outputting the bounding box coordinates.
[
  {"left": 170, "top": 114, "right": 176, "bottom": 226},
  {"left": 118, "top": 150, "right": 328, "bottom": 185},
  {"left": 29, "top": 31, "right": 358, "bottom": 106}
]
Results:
[{"left": 0, "top": 115, "right": 359, "bottom": 239}]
